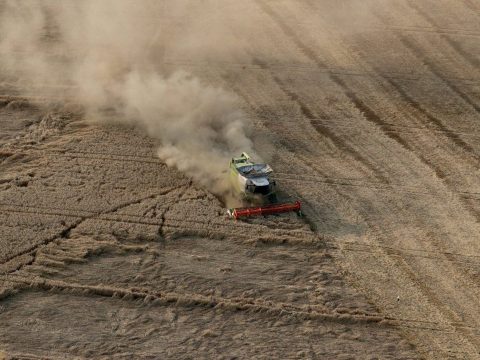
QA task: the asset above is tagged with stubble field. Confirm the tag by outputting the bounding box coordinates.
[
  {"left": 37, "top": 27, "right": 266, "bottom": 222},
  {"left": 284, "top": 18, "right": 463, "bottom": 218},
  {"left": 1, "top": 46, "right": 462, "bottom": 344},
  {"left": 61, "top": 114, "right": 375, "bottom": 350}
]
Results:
[{"left": 1, "top": 1, "right": 480, "bottom": 358}]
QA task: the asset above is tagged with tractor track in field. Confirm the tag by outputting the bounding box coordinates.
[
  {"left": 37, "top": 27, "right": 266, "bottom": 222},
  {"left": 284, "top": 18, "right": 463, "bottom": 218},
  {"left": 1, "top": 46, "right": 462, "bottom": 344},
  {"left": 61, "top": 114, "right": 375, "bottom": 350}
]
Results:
[
  {"left": 395, "top": 33, "right": 480, "bottom": 114},
  {"left": 329, "top": 182, "right": 480, "bottom": 354},
  {"left": 286, "top": 118, "right": 480, "bottom": 139},
  {"left": 253, "top": 0, "right": 448, "bottom": 188},
  {"left": 229, "top": 4, "right": 480, "bottom": 354},
  {"left": 369, "top": 68, "right": 480, "bottom": 163},
  {"left": 174, "top": 59, "right": 480, "bottom": 84},
  {"left": 464, "top": 0, "right": 480, "bottom": 13},
  {"left": 405, "top": 0, "right": 480, "bottom": 70},
  {"left": 248, "top": 0, "right": 480, "bottom": 333},
  {"left": 301, "top": 3, "right": 480, "bottom": 158},
  {"left": 330, "top": 242, "right": 480, "bottom": 265},
  {"left": 0, "top": 147, "right": 168, "bottom": 167},
  {"left": 276, "top": 173, "right": 480, "bottom": 201},
  {"left": 291, "top": 2, "right": 480, "bottom": 234},
  {"left": 286, "top": 21, "right": 480, "bottom": 38},
  {"left": 373, "top": 25, "right": 480, "bottom": 38},
  {"left": 51, "top": 149, "right": 167, "bottom": 165},
  {"left": 250, "top": 57, "right": 390, "bottom": 183},
  {"left": 2, "top": 1, "right": 480, "bottom": 358}
]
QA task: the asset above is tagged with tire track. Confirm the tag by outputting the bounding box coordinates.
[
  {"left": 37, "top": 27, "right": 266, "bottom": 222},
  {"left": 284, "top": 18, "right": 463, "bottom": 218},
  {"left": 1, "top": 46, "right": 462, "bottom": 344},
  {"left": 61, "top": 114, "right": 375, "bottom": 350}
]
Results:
[
  {"left": 254, "top": 0, "right": 449, "bottom": 185},
  {"left": 254, "top": 0, "right": 480, "bottom": 246},
  {"left": 378, "top": 74, "right": 480, "bottom": 163},
  {"left": 406, "top": 1, "right": 480, "bottom": 70},
  {"left": 284, "top": 118, "right": 480, "bottom": 138},
  {"left": 171, "top": 59, "right": 480, "bottom": 84},
  {"left": 333, "top": 242, "right": 480, "bottom": 265},
  {"left": 251, "top": 57, "right": 390, "bottom": 184},
  {"left": 325, "top": 73, "right": 452, "bottom": 180},
  {"left": 463, "top": 0, "right": 480, "bottom": 12},
  {"left": 276, "top": 173, "right": 480, "bottom": 201},
  {"left": 300, "top": 2, "right": 480, "bottom": 164},
  {"left": 296, "top": 1, "right": 480, "bottom": 201},
  {"left": 329, "top": 183, "right": 480, "bottom": 354},
  {"left": 2, "top": 148, "right": 169, "bottom": 167},
  {"left": 218, "top": 72, "right": 303, "bottom": 154},
  {"left": 374, "top": 25, "right": 480, "bottom": 38},
  {"left": 395, "top": 33, "right": 480, "bottom": 114},
  {"left": 247, "top": 3, "right": 480, "bottom": 339}
]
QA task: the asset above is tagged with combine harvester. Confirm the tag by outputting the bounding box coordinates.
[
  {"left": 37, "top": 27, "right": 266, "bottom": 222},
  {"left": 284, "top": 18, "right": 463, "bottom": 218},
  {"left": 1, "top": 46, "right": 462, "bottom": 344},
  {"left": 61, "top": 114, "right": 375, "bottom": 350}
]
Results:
[{"left": 226, "top": 153, "right": 302, "bottom": 220}]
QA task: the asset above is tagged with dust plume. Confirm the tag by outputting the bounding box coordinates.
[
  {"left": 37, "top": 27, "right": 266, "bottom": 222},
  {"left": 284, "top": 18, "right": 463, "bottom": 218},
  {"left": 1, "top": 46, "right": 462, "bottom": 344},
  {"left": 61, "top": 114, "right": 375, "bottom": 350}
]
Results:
[{"left": 0, "top": 0, "right": 254, "bottom": 196}]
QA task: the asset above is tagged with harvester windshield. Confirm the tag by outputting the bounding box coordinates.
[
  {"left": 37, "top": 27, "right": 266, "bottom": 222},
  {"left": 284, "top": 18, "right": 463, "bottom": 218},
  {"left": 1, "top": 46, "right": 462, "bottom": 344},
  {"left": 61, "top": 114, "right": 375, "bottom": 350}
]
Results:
[{"left": 237, "top": 164, "right": 272, "bottom": 177}]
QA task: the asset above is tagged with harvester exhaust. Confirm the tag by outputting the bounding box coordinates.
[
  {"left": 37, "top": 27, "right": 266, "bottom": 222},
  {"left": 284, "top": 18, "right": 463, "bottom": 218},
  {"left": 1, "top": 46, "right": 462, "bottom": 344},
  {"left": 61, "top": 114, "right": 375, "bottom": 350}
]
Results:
[{"left": 227, "top": 201, "right": 302, "bottom": 220}]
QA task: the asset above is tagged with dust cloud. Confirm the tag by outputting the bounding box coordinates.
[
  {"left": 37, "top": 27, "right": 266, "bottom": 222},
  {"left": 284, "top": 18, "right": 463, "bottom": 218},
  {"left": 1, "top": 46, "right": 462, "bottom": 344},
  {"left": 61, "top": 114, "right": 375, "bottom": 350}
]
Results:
[{"left": 0, "top": 0, "right": 254, "bottom": 196}]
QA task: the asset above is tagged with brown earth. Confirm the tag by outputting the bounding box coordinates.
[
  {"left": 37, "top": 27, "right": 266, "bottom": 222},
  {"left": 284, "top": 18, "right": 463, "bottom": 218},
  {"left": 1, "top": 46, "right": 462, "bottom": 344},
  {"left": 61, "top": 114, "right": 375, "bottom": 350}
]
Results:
[{"left": 1, "top": 1, "right": 480, "bottom": 359}]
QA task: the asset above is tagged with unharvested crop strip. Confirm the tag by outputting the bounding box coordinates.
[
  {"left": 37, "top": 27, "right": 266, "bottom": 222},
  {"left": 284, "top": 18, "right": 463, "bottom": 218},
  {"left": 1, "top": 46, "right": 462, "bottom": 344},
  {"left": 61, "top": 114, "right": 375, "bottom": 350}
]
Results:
[{"left": 0, "top": 94, "right": 60, "bottom": 105}]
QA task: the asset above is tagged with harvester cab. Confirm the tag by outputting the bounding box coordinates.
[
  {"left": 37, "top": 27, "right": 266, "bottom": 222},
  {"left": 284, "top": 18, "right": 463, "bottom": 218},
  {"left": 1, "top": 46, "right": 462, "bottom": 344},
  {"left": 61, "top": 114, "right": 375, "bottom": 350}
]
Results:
[{"left": 227, "top": 153, "right": 302, "bottom": 219}]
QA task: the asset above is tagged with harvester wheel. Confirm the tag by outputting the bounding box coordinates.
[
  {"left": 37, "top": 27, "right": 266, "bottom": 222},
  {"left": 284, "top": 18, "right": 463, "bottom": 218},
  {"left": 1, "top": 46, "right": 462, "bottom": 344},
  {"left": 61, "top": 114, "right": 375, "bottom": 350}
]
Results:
[{"left": 268, "top": 193, "right": 278, "bottom": 203}]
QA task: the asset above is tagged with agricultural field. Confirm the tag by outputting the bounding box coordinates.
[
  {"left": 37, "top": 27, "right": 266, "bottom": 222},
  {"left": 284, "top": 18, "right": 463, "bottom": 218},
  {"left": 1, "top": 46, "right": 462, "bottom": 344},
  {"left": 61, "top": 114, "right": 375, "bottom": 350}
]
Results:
[{"left": 1, "top": 0, "right": 479, "bottom": 358}]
